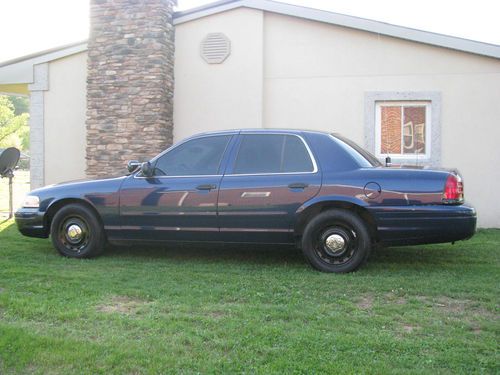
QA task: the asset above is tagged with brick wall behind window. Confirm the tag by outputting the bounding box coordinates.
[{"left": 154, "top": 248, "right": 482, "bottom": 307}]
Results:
[{"left": 381, "top": 106, "right": 401, "bottom": 154}]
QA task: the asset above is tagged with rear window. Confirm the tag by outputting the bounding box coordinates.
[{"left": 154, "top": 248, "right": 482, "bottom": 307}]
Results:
[
  {"left": 331, "top": 134, "right": 382, "bottom": 167},
  {"left": 233, "top": 134, "right": 314, "bottom": 174}
]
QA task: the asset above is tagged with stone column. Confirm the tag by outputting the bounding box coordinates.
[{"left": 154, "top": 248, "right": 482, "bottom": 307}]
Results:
[{"left": 86, "top": 0, "right": 176, "bottom": 177}]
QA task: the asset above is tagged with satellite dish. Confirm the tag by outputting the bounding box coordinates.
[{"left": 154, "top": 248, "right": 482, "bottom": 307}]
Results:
[
  {"left": 0, "top": 147, "right": 20, "bottom": 177},
  {"left": 0, "top": 147, "right": 21, "bottom": 220}
]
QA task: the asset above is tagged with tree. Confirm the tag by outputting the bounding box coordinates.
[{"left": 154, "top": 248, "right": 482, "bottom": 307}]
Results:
[
  {"left": 9, "top": 95, "right": 29, "bottom": 115},
  {"left": 0, "top": 95, "right": 29, "bottom": 150}
]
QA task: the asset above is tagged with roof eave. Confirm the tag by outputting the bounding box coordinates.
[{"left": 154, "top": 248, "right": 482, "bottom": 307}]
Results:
[
  {"left": 0, "top": 41, "right": 88, "bottom": 85},
  {"left": 173, "top": 0, "right": 500, "bottom": 60}
]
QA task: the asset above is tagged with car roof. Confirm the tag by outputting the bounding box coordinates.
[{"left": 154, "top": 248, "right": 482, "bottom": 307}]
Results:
[{"left": 194, "top": 128, "right": 332, "bottom": 137}]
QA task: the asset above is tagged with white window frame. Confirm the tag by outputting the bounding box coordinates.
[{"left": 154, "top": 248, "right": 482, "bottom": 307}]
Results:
[
  {"left": 364, "top": 91, "right": 441, "bottom": 167},
  {"left": 375, "top": 101, "right": 432, "bottom": 161}
]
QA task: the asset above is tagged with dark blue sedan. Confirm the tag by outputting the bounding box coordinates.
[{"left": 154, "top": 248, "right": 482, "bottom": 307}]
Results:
[{"left": 15, "top": 129, "right": 476, "bottom": 272}]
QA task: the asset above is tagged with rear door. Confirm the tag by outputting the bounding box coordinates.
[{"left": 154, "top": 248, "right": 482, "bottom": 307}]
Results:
[{"left": 218, "top": 132, "right": 321, "bottom": 243}]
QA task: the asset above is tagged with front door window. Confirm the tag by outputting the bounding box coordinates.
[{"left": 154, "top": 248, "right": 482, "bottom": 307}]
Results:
[{"left": 154, "top": 135, "right": 231, "bottom": 176}]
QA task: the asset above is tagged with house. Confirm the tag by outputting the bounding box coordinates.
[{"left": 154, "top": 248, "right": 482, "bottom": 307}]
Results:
[{"left": 0, "top": 0, "right": 499, "bottom": 227}]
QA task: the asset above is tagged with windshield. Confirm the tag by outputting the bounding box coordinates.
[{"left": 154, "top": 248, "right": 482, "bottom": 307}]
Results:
[{"left": 331, "top": 134, "right": 382, "bottom": 167}]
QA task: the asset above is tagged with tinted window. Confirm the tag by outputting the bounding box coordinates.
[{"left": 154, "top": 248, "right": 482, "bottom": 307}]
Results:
[
  {"left": 282, "top": 135, "right": 314, "bottom": 172},
  {"left": 233, "top": 134, "right": 314, "bottom": 174},
  {"left": 154, "top": 135, "right": 230, "bottom": 176},
  {"left": 332, "top": 134, "right": 382, "bottom": 167}
]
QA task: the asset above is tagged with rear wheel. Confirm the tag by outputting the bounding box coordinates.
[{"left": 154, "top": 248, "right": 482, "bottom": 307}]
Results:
[
  {"left": 50, "top": 203, "right": 105, "bottom": 258},
  {"left": 301, "top": 209, "right": 371, "bottom": 273}
]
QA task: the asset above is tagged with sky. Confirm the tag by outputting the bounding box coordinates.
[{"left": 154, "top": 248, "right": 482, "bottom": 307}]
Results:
[{"left": 0, "top": 0, "right": 499, "bottom": 62}]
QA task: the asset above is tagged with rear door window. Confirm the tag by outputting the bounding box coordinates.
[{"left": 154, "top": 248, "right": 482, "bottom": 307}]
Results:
[
  {"left": 233, "top": 134, "right": 314, "bottom": 174},
  {"left": 282, "top": 134, "right": 314, "bottom": 173}
]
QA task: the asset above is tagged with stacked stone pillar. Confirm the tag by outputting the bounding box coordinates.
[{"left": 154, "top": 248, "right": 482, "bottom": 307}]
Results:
[{"left": 86, "top": 0, "right": 176, "bottom": 177}]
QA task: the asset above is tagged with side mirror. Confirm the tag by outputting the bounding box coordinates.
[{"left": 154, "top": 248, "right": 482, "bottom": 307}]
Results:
[
  {"left": 127, "top": 160, "right": 141, "bottom": 173},
  {"left": 385, "top": 156, "right": 392, "bottom": 167},
  {"left": 140, "top": 161, "right": 154, "bottom": 177}
]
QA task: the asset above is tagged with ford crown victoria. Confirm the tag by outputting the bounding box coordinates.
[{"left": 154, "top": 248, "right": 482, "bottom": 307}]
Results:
[{"left": 15, "top": 129, "right": 476, "bottom": 273}]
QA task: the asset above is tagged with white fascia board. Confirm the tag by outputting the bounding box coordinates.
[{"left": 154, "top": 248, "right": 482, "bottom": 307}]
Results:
[
  {"left": 0, "top": 42, "right": 88, "bottom": 85},
  {"left": 174, "top": 0, "right": 500, "bottom": 59},
  {"left": 0, "top": 60, "right": 36, "bottom": 85}
]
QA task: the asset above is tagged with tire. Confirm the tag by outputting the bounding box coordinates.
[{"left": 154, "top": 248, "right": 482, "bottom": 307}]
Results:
[
  {"left": 301, "top": 209, "right": 372, "bottom": 273},
  {"left": 50, "top": 203, "right": 105, "bottom": 258}
]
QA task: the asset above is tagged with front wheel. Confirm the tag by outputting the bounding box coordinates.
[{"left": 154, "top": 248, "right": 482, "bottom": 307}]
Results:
[
  {"left": 50, "top": 203, "right": 105, "bottom": 258},
  {"left": 301, "top": 209, "right": 372, "bottom": 273}
]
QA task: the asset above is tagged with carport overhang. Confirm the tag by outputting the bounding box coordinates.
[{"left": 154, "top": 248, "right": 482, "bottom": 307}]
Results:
[
  {"left": 0, "top": 41, "right": 88, "bottom": 189},
  {"left": 0, "top": 84, "right": 29, "bottom": 96}
]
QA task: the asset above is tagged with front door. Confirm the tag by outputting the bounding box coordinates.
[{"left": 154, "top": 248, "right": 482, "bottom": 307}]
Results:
[
  {"left": 119, "top": 134, "right": 233, "bottom": 241},
  {"left": 218, "top": 133, "right": 321, "bottom": 243}
]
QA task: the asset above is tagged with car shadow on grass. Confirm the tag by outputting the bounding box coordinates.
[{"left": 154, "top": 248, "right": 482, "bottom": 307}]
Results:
[
  {"left": 1, "top": 220, "right": 472, "bottom": 270},
  {"left": 368, "top": 243, "right": 474, "bottom": 270},
  {"left": 99, "top": 241, "right": 466, "bottom": 270},
  {"left": 102, "top": 242, "right": 307, "bottom": 267}
]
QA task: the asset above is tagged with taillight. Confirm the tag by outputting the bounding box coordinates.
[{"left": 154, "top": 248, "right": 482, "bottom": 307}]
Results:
[{"left": 442, "top": 174, "right": 464, "bottom": 204}]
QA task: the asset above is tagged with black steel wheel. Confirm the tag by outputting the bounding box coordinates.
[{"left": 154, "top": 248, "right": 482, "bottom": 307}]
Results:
[
  {"left": 50, "top": 203, "right": 105, "bottom": 258},
  {"left": 302, "top": 209, "right": 371, "bottom": 273}
]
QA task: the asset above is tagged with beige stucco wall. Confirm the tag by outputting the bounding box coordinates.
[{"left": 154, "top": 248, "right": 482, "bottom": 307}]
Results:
[
  {"left": 174, "top": 9, "right": 500, "bottom": 227},
  {"left": 173, "top": 8, "right": 264, "bottom": 141},
  {"left": 44, "top": 52, "right": 87, "bottom": 185}
]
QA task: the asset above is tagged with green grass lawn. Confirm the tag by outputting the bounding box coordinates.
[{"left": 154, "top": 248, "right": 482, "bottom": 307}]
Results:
[{"left": 0, "top": 220, "right": 498, "bottom": 374}]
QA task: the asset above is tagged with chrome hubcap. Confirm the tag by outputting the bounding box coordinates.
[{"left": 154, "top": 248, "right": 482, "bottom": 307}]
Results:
[
  {"left": 67, "top": 224, "right": 83, "bottom": 243},
  {"left": 325, "top": 234, "right": 345, "bottom": 254},
  {"left": 59, "top": 216, "right": 90, "bottom": 253},
  {"left": 315, "top": 225, "right": 357, "bottom": 265}
]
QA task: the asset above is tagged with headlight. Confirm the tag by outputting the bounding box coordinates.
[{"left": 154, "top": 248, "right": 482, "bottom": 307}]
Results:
[{"left": 23, "top": 195, "right": 40, "bottom": 208}]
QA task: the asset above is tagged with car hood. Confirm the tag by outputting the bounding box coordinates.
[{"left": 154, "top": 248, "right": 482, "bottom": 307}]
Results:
[
  {"left": 29, "top": 175, "right": 127, "bottom": 199},
  {"left": 48, "top": 174, "right": 127, "bottom": 187}
]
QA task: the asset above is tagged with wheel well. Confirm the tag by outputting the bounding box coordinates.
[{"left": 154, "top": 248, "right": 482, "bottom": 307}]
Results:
[
  {"left": 295, "top": 201, "right": 378, "bottom": 243},
  {"left": 44, "top": 198, "right": 103, "bottom": 233}
]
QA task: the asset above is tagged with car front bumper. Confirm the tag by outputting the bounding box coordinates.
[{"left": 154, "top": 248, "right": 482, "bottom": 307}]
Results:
[
  {"left": 368, "top": 204, "right": 477, "bottom": 246},
  {"left": 14, "top": 208, "right": 48, "bottom": 238}
]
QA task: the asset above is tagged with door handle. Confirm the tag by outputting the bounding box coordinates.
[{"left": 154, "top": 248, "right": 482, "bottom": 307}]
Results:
[
  {"left": 196, "top": 184, "right": 217, "bottom": 191},
  {"left": 288, "top": 182, "right": 309, "bottom": 189}
]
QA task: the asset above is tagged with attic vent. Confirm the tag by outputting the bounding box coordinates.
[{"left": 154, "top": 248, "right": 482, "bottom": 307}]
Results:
[{"left": 200, "top": 33, "right": 231, "bottom": 64}]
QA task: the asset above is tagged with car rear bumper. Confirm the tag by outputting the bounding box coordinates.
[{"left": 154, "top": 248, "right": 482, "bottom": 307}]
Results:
[
  {"left": 14, "top": 208, "right": 48, "bottom": 238},
  {"left": 368, "top": 204, "right": 477, "bottom": 246}
]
